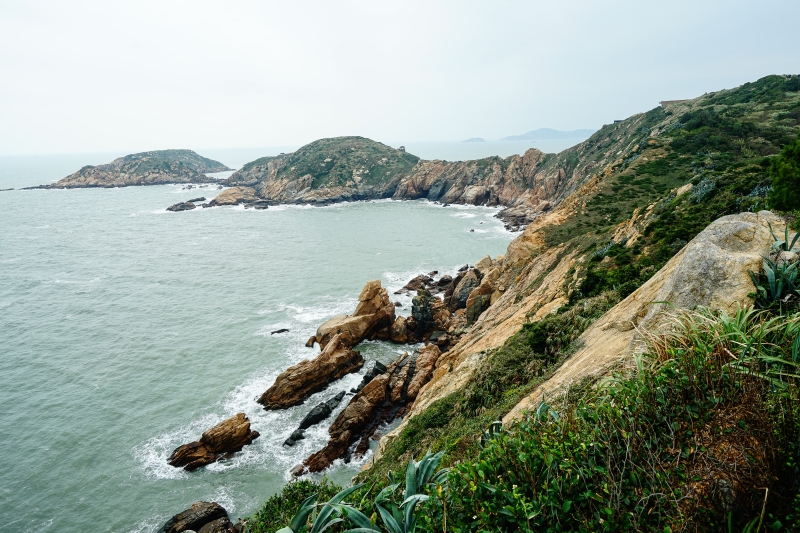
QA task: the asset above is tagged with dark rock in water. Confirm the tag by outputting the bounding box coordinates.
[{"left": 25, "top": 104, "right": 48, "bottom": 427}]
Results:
[
  {"left": 302, "top": 345, "right": 442, "bottom": 473},
  {"left": 198, "top": 516, "right": 237, "bottom": 533},
  {"left": 428, "top": 270, "right": 438, "bottom": 276},
  {"left": 157, "top": 501, "right": 228, "bottom": 533},
  {"left": 201, "top": 203, "right": 212, "bottom": 208},
  {"left": 394, "top": 302, "right": 402, "bottom": 307},
  {"left": 412, "top": 289, "right": 435, "bottom": 338},
  {"left": 305, "top": 336, "right": 316, "bottom": 348},
  {"left": 290, "top": 464, "right": 306, "bottom": 476},
  {"left": 351, "top": 361, "right": 388, "bottom": 393},
  {"left": 167, "top": 201, "right": 196, "bottom": 212},
  {"left": 187, "top": 197, "right": 207, "bottom": 203},
  {"left": 395, "top": 274, "right": 433, "bottom": 294},
  {"left": 284, "top": 428, "right": 307, "bottom": 447},
  {"left": 437, "top": 275, "right": 453, "bottom": 287},
  {"left": 469, "top": 229, "right": 474, "bottom": 232},
  {"left": 270, "top": 328, "right": 289, "bottom": 335},
  {"left": 298, "top": 391, "right": 346, "bottom": 430},
  {"left": 167, "top": 413, "right": 259, "bottom": 471},
  {"left": 442, "top": 203, "right": 450, "bottom": 207},
  {"left": 458, "top": 264, "right": 469, "bottom": 272},
  {"left": 251, "top": 200, "right": 270, "bottom": 210}
]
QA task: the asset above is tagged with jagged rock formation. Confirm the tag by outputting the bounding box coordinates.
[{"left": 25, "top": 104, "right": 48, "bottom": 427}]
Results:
[
  {"left": 257, "top": 333, "right": 363, "bottom": 410},
  {"left": 299, "top": 344, "right": 441, "bottom": 474},
  {"left": 157, "top": 501, "right": 237, "bottom": 533},
  {"left": 40, "top": 150, "right": 230, "bottom": 188},
  {"left": 167, "top": 413, "right": 259, "bottom": 471},
  {"left": 216, "top": 126, "right": 669, "bottom": 226},
  {"left": 315, "top": 280, "right": 396, "bottom": 348},
  {"left": 367, "top": 75, "right": 800, "bottom": 468}
]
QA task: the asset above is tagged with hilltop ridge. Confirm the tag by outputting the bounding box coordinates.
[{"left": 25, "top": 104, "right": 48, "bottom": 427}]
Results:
[{"left": 40, "top": 149, "right": 231, "bottom": 189}]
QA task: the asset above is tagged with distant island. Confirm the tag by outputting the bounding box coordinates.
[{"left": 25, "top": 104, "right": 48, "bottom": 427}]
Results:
[
  {"left": 500, "top": 127, "right": 596, "bottom": 141},
  {"left": 36, "top": 149, "right": 231, "bottom": 189},
  {"left": 462, "top": 137, "right": 486, "bottom": 143}
]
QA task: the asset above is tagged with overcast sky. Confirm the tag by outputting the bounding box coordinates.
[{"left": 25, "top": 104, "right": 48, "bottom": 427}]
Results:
[{"left": 0, "top": 0, "right": 797, "bottom": 155}]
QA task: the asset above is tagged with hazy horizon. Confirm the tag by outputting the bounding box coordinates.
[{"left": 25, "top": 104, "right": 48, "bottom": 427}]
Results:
[{"left": 1, "top": 1, "right": 799, "bottom": 156}]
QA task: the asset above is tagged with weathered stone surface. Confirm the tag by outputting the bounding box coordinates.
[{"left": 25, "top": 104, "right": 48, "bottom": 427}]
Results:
[
  {"left": 504, "top": 211, "right": 786, "bottom": 423},
  {"left": 157, "top": 502, "right": 228, "bottom": 533},
  {"left": 257, "top": 334, "right": 363, "bottom": 410},
  {"left": 209, "top": 186, "right": 258, "bottom": 206},
  {"left": 395, "top": 274, "right": 433, "bottom": 294},
  {"left": 316, "top": 281, "right": 395, "bottom": 348},
  {"left": 301, "top": 346, "right": 442, "bottom": 474},
  {"left": 168, "top": 414, "right": 260, "bottom": 471},
  {"left": 305, "top": 336, "right": 317, "bottom": 348},
  {"left": 390, "top": 316, "right": 410, "bottom": 344}
]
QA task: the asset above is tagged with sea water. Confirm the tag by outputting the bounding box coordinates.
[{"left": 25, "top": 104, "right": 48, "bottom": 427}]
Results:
[{"left": 0, "top": 152, "right": 515, "bottom": 533}]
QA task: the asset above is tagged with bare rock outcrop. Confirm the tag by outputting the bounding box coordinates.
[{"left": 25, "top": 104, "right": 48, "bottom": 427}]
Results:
[
  {"left": 257, "top": 333, "right": 363, "bottom": 410},
  {"left": 167, "top": 413, "right": 260, "bottom": 471},
  {"left": 503, "top": 210, "right": 786, "bottom": 422},
  {"left": 299, "top": 344, "right": 442, "bottom": 474},
  {"left": 315, "top": 281, "right": 396, "bottom": 348},
  {"left": 157, "top": 501, "right": 236, "bottom": 533},
  {"left": 209, "top": 186, "right": 258, "bottom": 206}
]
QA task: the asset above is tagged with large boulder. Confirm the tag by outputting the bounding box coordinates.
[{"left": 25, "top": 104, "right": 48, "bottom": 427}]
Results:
[
  {"left": 504, "top": 211, "right": 789, "bottom": 423},
  {"left": 298, "top": 391, "right": 346, "bottom": 430},
  {"left": 300, "top": 345, "right": 442, "bottom": 474},
  {"left": 316, "top": 281, "right": 396, "bottom": 348},
  {"left": 157, "top": 502, "right": 231, "bottom": 533},
  {"left": 209, "top": 186, "right": 258, "bottom": 206},
  {"left": 257, "top": 334, "right": 363, "bottom": 410},
  {"left": 168, "top": 413, "right": 260, "bottom": 471}
]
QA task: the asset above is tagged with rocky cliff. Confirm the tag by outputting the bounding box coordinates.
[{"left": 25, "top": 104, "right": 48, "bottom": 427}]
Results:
[
  {"left": 363, "top": 74, "right": 800, "bottom": 471},
  {"left": 218, "top": 104, "right": 727, "bottom": 227},
  {"left": 41, "top": 149, "right": 231, "bottom": 188}
]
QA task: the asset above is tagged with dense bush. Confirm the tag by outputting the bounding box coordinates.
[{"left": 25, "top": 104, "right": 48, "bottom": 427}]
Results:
[
  {"left": 770, "top": 136, "right": 800, "bottom": 211},
  {"left": 434, "top": 309, "right": 800, "bottom": 532},
  {"left": 246, "top": 479, "right": 343, "bottom": 533}
]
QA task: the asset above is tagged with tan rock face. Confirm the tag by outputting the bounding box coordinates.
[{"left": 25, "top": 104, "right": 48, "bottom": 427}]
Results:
[
  {"left": 256, "top": 333, "right": 364, "bottom": 410},
  {"left": 316, "top": 280, "right": 396, "bottom": 348},
  {"left": 503, "top": 211, "right": 785, "bottom": 423},
  {"left": 167, "top": 413, "right": 259, "bottom": 471},
  {"left": 209, "top": 186, "right": 258, "bottom": 206},
  {"left": 301, "top": 345, "right": 442, "bottom": 474}
]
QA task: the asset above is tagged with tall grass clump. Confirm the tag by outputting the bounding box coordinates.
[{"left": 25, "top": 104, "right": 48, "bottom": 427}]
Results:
[{"left": 434, "top": 308, "right": 800, "bottom": 532}]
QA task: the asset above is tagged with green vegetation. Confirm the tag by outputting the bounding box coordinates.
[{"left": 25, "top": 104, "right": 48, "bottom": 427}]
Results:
[
  {"left": 244, "top": 75, "right": 800, "bottom": 532},
  {"left": 110, "top": 149, "right": 229, "bottom": 174},
  {"left": 247, "top": 479, "right": 343, "bottom": 533},
  {"left": 275, "top": 137, "right": 419, "bottom": 189},
  {"left": 770, "top": 135, "right": 800, "bottom": 211}
]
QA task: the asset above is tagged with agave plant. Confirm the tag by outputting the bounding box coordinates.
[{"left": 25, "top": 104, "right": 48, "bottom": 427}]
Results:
[
  {"left": 277, "top": 484, "right": 371, "bottom": 533},
  {"left": 768, "top": 221, "right": 800, "bottom": 253},
  {"left": 749, "top": 256, "right": 798, "bottom": 309},
  {"left": 280, "top": 451, "right": 448, "bottom": 533}
]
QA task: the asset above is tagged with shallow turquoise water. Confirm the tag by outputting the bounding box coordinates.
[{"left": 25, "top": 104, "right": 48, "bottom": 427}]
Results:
[{"left": 0, "top": 155, "right": 514, "bottom": 532}]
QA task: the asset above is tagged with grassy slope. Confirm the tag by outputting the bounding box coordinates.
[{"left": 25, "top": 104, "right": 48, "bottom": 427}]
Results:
[{"left": 276, "top": 136, "right": 419, "bottom": 188}]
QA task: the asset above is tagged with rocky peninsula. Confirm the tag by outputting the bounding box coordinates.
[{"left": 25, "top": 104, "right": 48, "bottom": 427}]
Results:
[{"left": 36, "top": 149, "right": 230, "bottom": 189}]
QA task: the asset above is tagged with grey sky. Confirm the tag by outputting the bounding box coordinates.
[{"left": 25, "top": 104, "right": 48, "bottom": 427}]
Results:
[{"left": 0, "top": 0, "right": 797, "bottom": 155}]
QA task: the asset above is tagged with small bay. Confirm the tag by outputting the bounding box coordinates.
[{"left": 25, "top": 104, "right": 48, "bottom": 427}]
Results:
[{"left": 0, "top": 152, "right": 514, "bottom": 533}]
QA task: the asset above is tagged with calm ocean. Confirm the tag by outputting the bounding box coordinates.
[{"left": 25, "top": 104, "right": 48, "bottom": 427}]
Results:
[{"left": 0, "top": 144, "right": 530, "bottom": 532}]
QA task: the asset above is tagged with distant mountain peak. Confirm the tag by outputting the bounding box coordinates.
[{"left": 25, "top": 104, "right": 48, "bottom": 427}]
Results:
[{"left": 500, "top": 128, "right": 596, "bottom": 142}]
